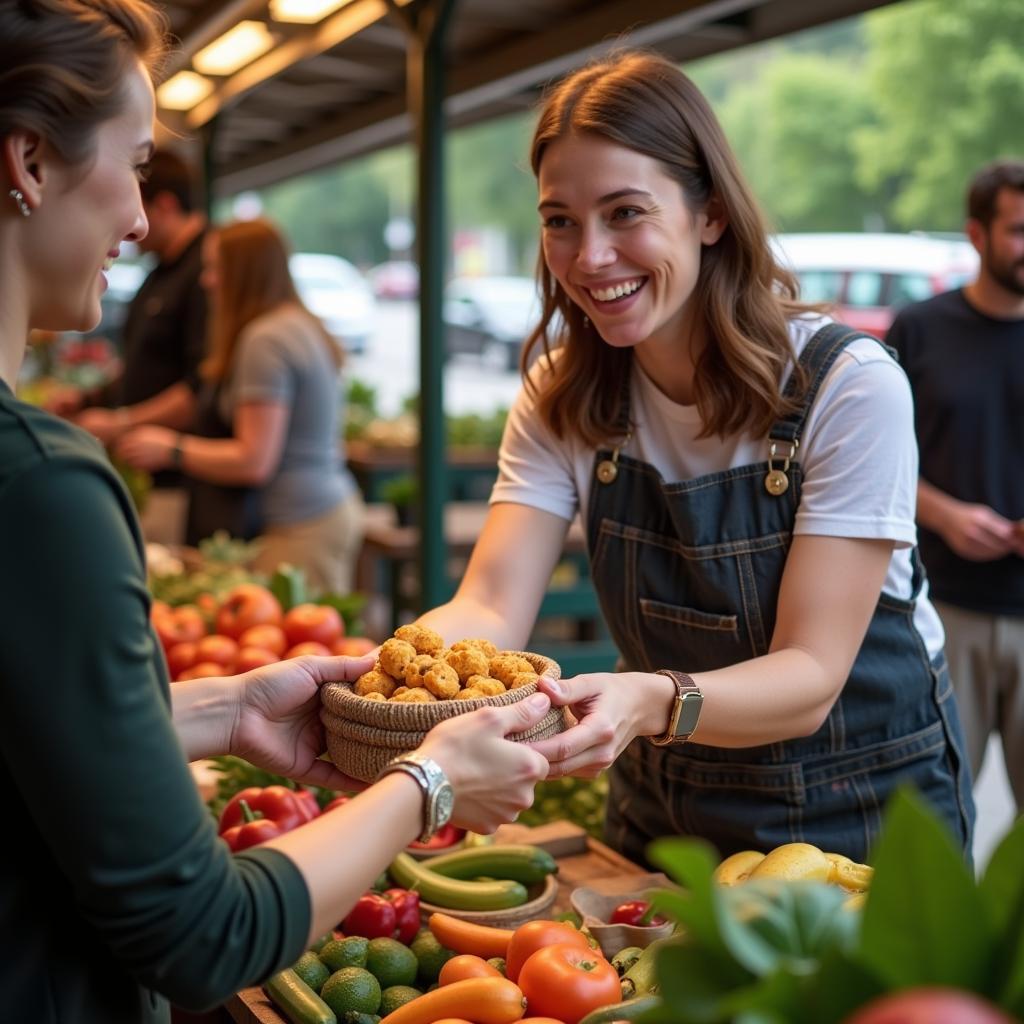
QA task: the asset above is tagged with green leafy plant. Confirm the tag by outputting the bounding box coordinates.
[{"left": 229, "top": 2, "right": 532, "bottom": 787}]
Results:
[{"left": 641, "top": 789, "right": 1024, "bottom": 1024}]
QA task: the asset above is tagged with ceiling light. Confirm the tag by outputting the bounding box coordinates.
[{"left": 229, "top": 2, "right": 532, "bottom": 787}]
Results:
[
  {"left": 193, "top": 21, "right": 275, "bottom": 76},
  {"left": 156, "top": 71, "right": 214, "bottom": 110},
  {"left": 269, "top": 0, "right": 354, "bottom": 23}
]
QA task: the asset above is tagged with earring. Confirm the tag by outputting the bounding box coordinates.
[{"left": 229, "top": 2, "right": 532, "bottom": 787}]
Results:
[
  {"left": 9, "top": 188, "right": 31, "bottom": 218},
  {"left": 583, "top": 315, "right": 590, "bottom": 329}
]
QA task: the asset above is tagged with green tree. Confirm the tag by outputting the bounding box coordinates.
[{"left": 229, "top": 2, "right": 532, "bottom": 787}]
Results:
[
  {"left": 713, "top": 54, "right": 881, "bottom": 231},
  {"left": 856, "top": 0, "right": 1024, "bottom": 230}
]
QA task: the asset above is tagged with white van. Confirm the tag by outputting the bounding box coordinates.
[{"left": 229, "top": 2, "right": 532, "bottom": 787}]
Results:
[{"left": 772, "top": 233, "right": 979, "bottom": 339}]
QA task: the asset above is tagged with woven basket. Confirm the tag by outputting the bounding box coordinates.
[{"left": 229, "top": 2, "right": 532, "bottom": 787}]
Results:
[
  {"left": 320, "top": 650, "right": 563, "bottom": 783},
  {"left": 418, "top": 873, "right": 559, "bottom": 929}
]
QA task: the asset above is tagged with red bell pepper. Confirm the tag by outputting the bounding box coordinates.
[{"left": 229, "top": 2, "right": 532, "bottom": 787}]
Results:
[
  {"left": 407, "top": 822, "right": 463, "bottom": 850},
  {"left": 322, "top": 794, "right": 352, "bottom": 814},
  {"left": 343, "top": 892, "right": 398, "bottom": 939},
  {"left": 609, "top": 899, "right": 667, "bottom": 927},
  {"left": 384, "top": 888, "right": 421, "bottom": 944},
  {"left": 219, "top": 786, "right": 316, "bottom": 835},
  {"left": 292, "top": 787, "right": 321, "bottom": 823},
  {"left": 221, "top": 800, "right": 285, "bottom": 852}
]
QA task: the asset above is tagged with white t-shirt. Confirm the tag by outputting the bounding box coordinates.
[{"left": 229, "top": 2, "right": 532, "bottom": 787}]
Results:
[{"left": 492, "top": 314, "right": 945, "bottom": 658}]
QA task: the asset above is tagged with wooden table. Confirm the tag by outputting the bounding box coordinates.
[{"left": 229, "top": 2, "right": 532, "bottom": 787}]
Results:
[{"left": 227, "top": 821, "right": 657, "bottom": 1024}]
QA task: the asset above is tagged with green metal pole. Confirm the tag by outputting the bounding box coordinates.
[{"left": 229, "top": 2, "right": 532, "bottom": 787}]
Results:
[
  {"left": 405, "top": 0, "right": 456, "bottom": 612},
  {"left": 200, "top": 114, "right": 219, "bottom": 221}
]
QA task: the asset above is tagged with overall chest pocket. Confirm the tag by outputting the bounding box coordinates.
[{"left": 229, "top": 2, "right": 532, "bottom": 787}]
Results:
[{"left": 591, "top": 518, "right": 787, "bottom": 672}]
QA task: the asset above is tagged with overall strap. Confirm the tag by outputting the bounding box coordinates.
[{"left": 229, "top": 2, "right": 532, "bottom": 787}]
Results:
[{"left": 770, "top": 322, "right": 878, "bottom": 445}]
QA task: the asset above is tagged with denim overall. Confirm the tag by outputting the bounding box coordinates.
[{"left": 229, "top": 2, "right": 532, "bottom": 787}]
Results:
[{"left": 590, "top": 324, "right": 975, "bottom": 865}]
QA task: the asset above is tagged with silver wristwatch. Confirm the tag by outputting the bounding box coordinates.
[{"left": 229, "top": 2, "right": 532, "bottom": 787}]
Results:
[{"left": 378, "top": 753, "right": 455, "bottom": 843}]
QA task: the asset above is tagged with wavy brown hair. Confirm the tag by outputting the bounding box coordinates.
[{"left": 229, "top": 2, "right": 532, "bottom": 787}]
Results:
[
  {"left": 524, "top": 50, "right": 815, "bottom": 444},
  {"left": 202, "top": 218, "right": 341, "bottom": 383},
  {"left": 0, "top": 0, "right": 167, "bottom": 169}
]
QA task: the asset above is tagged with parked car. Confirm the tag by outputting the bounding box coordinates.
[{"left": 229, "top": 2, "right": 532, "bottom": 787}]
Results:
[
  {"left": 368, "top": 260, "right": 419, "bottom": 300},
  {"left": 443, "top": 275, "right": 542, "bottom": 371},
  {"left": 772, "top": 233, "right": 979, "bottom": 339},
  {"left": 289, "top": 252, "right": 377, "bottom": 355}
]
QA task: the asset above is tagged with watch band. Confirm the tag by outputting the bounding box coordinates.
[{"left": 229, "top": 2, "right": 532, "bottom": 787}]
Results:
[
  {"left": 377, "top": 753, "right": 453, "bottom": 843},
  {"left": 650, "top": 669, "right": 702, "bottom": 746}
]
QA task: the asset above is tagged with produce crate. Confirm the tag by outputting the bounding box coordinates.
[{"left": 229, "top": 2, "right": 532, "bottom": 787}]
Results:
[{"left": 226, "top": 820, "right": 649, "bottom": 1024}]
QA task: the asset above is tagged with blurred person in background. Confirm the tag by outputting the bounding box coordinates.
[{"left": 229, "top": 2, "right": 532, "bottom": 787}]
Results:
[
  {"left": 118, "top": 218, "right": 365, "bottom": 594},
  {"left": 889, "top": 159, "right": 1024, "bottom": 812},
  {"left": 49, "top": 146, "right": 208, "bottom": 544},
  {"left": 0, "top": 4, "right": 550, "bottom": 1020}
]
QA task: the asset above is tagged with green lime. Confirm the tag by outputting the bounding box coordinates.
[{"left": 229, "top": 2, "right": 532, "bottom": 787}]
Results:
[
  {"left": 321, "top": 967, "right": 381, "bottom": 1017},
  {"left": 340, "top": 1013, "right": 381, "bottom": 1024},
  {"left": 486, "top": 956, "right": 507, "bottom": 976},
  {"left": 365, "top": 937, "right": 418, "bottom": 988},
  {"left": 409, "top": 930, "right": 454, "bottom": 986},
  {"left": 319, "top": 936, "right": 369, "bottom": 972},
  {"left": 292, "top": 951, "right": 330, "bottom": 993},
  {"left": 379, "top": 985, "right": 422, "bottom": 1015}
]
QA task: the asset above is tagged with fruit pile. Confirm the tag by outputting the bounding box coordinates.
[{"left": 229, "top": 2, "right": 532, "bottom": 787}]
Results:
[
  {"left": 151, "top": 582, "right": 375, "bottom": 682},
  {"left": 516, "top": 774, "right": 609, "bottom": 839},
  {"left": 353, "top": 626, "right": 542, "bottom": 704}
]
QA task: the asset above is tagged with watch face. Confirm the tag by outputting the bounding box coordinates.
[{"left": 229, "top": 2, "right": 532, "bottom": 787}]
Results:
[
  {"left": 435, "top": 782, "right": 455, "bottom": 826},
  {"left": 677, "top": 691, "right": 703, "bottom": 736}
]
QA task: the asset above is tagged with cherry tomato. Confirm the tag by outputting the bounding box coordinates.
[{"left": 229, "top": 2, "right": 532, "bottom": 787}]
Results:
[
  {"left": 518, "top": 943, "right": 621, "bottom": 1024},
  {"left": 609, "top": 899, "right": 667, "bottom": 926}
]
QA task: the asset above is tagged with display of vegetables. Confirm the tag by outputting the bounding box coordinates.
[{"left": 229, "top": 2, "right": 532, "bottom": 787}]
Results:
[{"left": 516, "top": 774, "right": 608, "bottom": 839}]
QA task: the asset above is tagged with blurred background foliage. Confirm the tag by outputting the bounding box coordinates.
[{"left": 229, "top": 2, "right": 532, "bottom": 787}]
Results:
[{"left": 244, "top": 0, "right": 1022, "bottom": 270}]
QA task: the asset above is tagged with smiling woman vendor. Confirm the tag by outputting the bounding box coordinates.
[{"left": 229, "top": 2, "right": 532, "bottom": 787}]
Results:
[{"left": 415, "top": 50, "right": 975, "bottom": 866}]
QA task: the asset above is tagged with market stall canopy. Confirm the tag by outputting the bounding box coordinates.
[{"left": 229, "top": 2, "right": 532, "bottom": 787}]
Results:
[{"left": 156, "top": 0, "right": 896, "bottom": 197}]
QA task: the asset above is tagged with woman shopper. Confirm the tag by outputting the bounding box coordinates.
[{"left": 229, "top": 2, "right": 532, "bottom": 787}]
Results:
[
  {"left": 118, "top": 217, "right": 365, "bottom": 595},
  {"left": 0, "top": 3, "right": 550, "bottom": 1021},
  {"left": 416, "top": 50, "right": 975, "bottom": 866}
]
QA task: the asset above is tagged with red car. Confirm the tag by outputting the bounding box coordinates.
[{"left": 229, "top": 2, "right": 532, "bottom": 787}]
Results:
[{"left": 772, "top": 233, "right": 979, "bottom": 340}]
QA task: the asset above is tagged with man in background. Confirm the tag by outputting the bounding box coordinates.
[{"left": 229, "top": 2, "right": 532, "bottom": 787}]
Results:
[
  {"left": 51, "top": 148, "right": 208, "bottom": 543},
  {"left": 889, "top": 159, "right": 1024, "bottom": 811}
]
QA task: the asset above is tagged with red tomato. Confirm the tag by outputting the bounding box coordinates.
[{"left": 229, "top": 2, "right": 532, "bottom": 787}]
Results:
[
  {"left": 506, "top": 920, "right": 590, "bottom": 982},
  {"left": 332, "top": 636, "right": 376, "bottom": 657},
  {"left": 215, "top": 584, "right": 282, "bottom": 639},
  {"left": 517, "top": 944, "right": 620, "bottom": 1024},
  {"left": 153, "top": 605, "right": 206, "bottom": 652},
  {"left": 234, "top": 646, "right": 280, "bottom": 672},
  {"left": 195, "top": 634, "right": 238, "bottom": 669},
  {"left": 238, "top": 624, "right": 288, "bottom": 657},
  {"left": 165, "top": 641, "right": 198, "bottom": 678},
  {"left": 284, "top": 641, "right": 333, "bottom": 659},
  {"left": 176, "top": 661, "right": 223, "bottom": 681},
  {"left": 282, "top": 603, "right": 344, "bottom": 648},
  {"left": 323, "top": 795, "right": 352, "bottom": 813}
]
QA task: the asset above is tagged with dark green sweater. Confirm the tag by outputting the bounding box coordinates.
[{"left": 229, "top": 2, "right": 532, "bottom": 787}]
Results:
[{"left": 0, "top": 380, "right": 310, "bottom": 1021}]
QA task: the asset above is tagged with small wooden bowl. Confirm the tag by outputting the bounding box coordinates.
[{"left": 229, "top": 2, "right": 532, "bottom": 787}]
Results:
[
  {"left": 570, "top": 879, "right": 676, "bottom": 958},
  {"left": 418, "top": 874, "right": 558, "bottom": 929}
]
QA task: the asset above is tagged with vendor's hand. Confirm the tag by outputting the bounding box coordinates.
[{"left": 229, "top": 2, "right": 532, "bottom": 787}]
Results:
[
  {"left": 230, "top": 653, "right": 376, "bottom": 792},
  {"left": 116, "top": 425, "right": 177, "bottom": 471},
  {"left": 528, "top": 673, "right": 670, "bottom": 779},
  {"left": 941, "top": 502, "right": 1016, "bottom": 562},
  {"left": 417, "top": 695, "right": 552, "bottom": 834}
]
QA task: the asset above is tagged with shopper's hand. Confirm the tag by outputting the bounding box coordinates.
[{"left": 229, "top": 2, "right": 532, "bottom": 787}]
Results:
[
  {"left": 75, "top": 406, "right": 129, "bottom": 445},
  {"left": 417, "top": 695, "right": 552, "bottom": 833},
  {"left": 116, "top": 425, "right": 177, "bottom": 470},
  {"left": 529, "top": 673, "right": 666, "bottom": 779},
  {"left": 230, "top": 653, "right": 376, "bottom": 791},
  {"left": 941, "top": 502, "right": 1016, "bottom": 561}
]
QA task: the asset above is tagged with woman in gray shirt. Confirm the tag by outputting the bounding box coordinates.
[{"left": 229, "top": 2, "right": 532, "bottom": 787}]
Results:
[{"left": 120, "top": 218, "right": 364, "bottom": 593}]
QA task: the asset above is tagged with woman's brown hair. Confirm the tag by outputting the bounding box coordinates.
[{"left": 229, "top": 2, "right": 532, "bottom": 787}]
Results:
[
  {"left": 524, "top": 50, "right": 815, "bottom": 444},
  {"left": 202, "top": 218, "right": 342, "bottom": 383},
  {"left": 0, "top": 0, "right": 167, "bottom": 168}
]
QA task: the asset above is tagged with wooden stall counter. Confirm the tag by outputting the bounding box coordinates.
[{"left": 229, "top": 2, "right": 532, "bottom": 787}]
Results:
[{"left": 227, "top": 821, "right": 651, "bottom": 1024}]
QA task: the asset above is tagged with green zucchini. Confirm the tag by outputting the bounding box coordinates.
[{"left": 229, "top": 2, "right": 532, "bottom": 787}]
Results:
[
  {"left": 422, "top": 844, "right": 557, "bottom": 884},
  {"left": 265, "top": 968, "right": 337, "bottom": 1024},
  {"left": 578, "top": 994, "right": 662, "bottom": 1024},
  {"left": 388, "top": 852, "right": 528, "bottom": 910}
]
